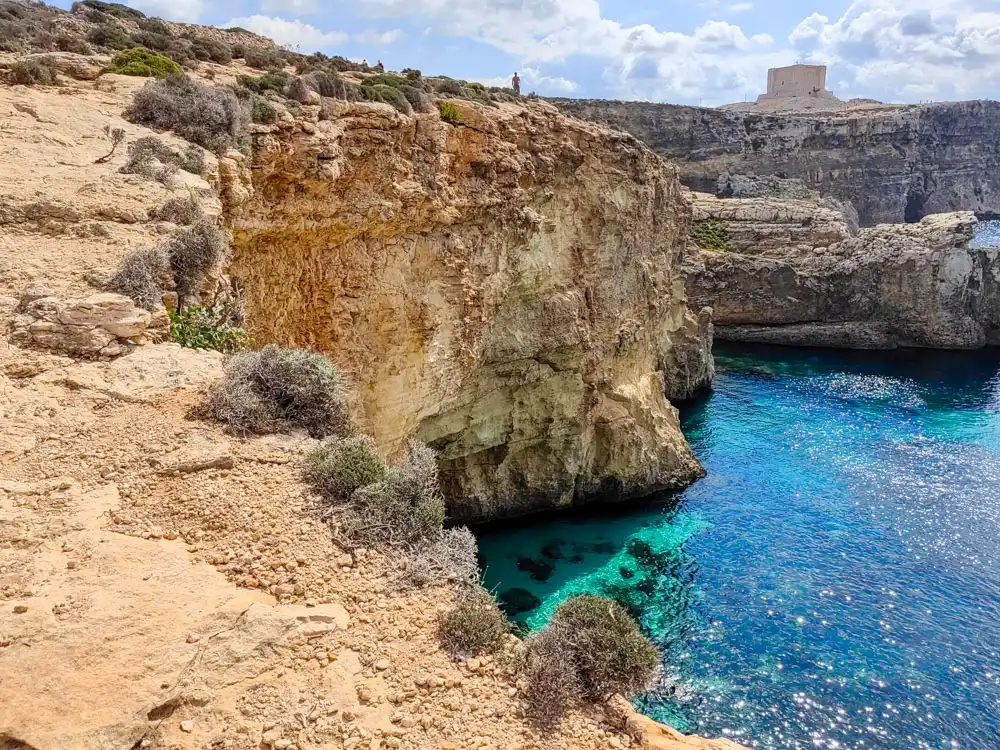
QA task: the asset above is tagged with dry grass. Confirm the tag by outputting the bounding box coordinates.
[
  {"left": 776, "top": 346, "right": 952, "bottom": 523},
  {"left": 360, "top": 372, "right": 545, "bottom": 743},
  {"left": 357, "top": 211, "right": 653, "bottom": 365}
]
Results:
[
  {"left": 165, "top": 218, "right": 227, "bottom": 301},
  {"left": 402, "top": 526, "right": 480, "bottom": 589},
  {"left": 438, "top": 586, "right": 512, "bottom": 657},
  {"left": 103, "top": 246, "right": 169, "bottom": 310}
]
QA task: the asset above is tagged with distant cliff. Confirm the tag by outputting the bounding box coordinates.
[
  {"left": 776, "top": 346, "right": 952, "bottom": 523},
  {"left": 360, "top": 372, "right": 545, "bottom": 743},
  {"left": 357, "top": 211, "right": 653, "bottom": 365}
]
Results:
[
  {"left": 686, "top": 193, "right": 1000, "bottom": 349},
  {"left": 552, "top": 99, "right": 1000, "bottom": 227}
]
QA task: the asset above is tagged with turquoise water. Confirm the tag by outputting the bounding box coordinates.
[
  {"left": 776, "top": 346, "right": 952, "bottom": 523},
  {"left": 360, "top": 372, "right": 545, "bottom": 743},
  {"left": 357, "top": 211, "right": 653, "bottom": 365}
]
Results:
[{"left": 478, "top": 344, "right": 1000, "bottom": 749}]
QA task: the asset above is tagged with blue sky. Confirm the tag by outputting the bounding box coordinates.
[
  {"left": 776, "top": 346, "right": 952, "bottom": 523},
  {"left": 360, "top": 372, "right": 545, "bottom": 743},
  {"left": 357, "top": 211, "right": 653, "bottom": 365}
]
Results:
[{"left": 55, "top": 0, "right": 1000, "bottom": 105}]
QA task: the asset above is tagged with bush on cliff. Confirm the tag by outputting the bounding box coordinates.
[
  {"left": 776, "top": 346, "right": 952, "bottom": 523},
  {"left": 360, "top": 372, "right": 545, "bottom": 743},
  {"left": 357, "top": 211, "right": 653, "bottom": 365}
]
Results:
[
  {"left": 169, "top": 305, "right": 250, "bottom": 353},
  {"left": 523, "top": 596, "right": 659, "bottom": 723},
  {"left": 151, "top": 194, "right": 203, "bottom": 225},
  {"left": 199, "top": 345, "right": 351, "bottom": 438},
  {"left": 437, "top": 101, "right": 460, "bottom": 125},
  {"left": 691, "top": 218, "right": 729, "bottom": 251},
  {"left": 104, "top": 245, "right": 169, "bottom": 310},
  {"left": 8, "top": 58, "right": 58, "bottom": 85},
  {"left": 305, "top": 435, "right": 387, "bottom": 501},
  {"left": 106, "top": 46, "right": 181, "bottom": 77},
  {"left": 125, "top": 74, "right": 249, "bottom": 154},
  {"left": 361, "top": 83, "right": 411, "bottom": 114},
  {"left": 402, "top": 526, "right": 480, "bottom": 589},
  {"left": 166, "top": 218, "right": 228, "bottom": 301},
  {"left": 86, "top": 23, "right": 132, "bottom": 51},
  {"left": 438, "top": 586, "right": 512, "bottom": 657}
]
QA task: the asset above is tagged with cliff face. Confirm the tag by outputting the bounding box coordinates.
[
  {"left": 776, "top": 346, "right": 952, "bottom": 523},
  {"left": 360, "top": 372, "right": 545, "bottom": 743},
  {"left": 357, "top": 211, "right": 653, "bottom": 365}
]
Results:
[
  {"left": 687, "top": 193, "right": 1000, "bottom": 349},
  {"left": 553, "top": 99, "right": 1000, "bottom": 227},
  {"left": 222, "top": 99, "right": 713, "bottom": 522}
]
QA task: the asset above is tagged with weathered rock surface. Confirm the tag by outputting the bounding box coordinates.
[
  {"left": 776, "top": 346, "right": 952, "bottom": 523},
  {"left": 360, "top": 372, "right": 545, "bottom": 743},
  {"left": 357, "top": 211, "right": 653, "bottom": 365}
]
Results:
[
  {"left": 552, "top": 99, "right": 1000, "bottom": 227},
  {"left": 9, "top": 291, "right": 163, "bottom": 356},
  {"left": 687, "top": 193, "right": 1000, "bottom": 349},
  {"left": 223, "top": 99, "right": 712, "bottom": 521},
  {"left": 608, "top": 696, "right": 747, "bottom": 750}
]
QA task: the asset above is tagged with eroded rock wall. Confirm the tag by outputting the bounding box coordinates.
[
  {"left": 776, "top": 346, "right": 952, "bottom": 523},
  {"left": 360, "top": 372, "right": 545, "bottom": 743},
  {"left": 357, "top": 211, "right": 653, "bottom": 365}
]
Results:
[
  {"left": 552, "top": 99, "right": 1000, "bottom": 227},
  {"left": 222, "top": 99, "right": 712, "bottom": 522},
  {"left": 687, "top": 193, "right": 1000, "bottom": 349}
]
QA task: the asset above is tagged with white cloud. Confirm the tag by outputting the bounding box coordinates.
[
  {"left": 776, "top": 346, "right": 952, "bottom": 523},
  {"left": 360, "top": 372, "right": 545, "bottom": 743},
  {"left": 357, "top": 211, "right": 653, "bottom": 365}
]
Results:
[
  {"left": 127, "top": 0, "right": 201, "bottom": 23},
  {"left": 261, "top": 0, "right": 318, "bottom": 14},
  {"left": 222, "top": 15, "right": 348, "bottom": 51},
  {"left": 787, "top": 0, "right": 1000, "bottom": 101},
  {"left": 354, "top": 28, "right": 405, "bottom": 45}
]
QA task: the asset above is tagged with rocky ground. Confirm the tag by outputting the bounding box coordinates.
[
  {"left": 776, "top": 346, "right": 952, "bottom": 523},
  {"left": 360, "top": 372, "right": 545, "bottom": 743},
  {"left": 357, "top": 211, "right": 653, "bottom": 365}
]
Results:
[{"left": 0, "top": 33, "right": 740, "bottom": 750}]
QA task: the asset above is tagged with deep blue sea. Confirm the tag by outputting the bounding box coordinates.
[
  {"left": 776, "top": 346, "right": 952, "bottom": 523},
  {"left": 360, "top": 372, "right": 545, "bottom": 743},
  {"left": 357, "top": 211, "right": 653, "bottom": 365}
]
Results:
[{"left": 478, "top": 343, "right": 1000, "bottom": 750}]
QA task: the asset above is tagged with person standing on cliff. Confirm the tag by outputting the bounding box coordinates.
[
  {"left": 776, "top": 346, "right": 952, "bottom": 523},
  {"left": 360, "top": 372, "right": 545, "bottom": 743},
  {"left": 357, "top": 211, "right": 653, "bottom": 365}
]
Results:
[{"left": 512, "top": 71, "right": 521, "bottom": 95}]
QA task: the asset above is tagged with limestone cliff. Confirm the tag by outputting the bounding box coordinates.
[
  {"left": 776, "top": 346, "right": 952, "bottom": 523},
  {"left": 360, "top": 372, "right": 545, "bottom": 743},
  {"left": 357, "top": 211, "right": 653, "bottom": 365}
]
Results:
[
  {"left": 687, "top": 193, "right": 1000, "bottom": 349},
  {"left": 221, "top": 99, "right": 713, "bottom": 522},
  {"left": 552, "top": 99, "right": 1000, "bottom": 227}
]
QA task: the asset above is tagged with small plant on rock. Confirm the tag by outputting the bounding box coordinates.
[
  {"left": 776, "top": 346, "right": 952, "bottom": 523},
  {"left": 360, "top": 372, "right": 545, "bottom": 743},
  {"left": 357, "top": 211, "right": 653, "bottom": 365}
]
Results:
[
  {"left": 361, "top": 83, "right": 411, "bottom": 114},
  {"left": 337, "top": 440, "right": 446, "bottom": 548},
  {"left": 437, "top": 101, "right": 461, "bottom": 125},
  {"left": 150, "top": 194, "right": 202, "bottom": 225},
  {"left": 402, "top": 526, "right": 480, "bottom": 589},
  {"left": 106, "top": 46, "right": 182, "bottom": 77},
  {"left": 691, "top": 218, "right": 729, "bottom": 251},
  {"left": 169, "top": 305, "right": 250, "bottom": 352},
  {"left": 95, "top": 124, "right": 126, "bottom": 164},
  {"left": 438, "top": 586, "right": 512, "bottom": 657},
  {"left": 305, "top": 435, "right": 387, "bottom": 501},
  {"left": 165, "top": 218, "right": 228, "bottom": 302},
  {"left": 103, "top": 245, "right": 169, "bottom": 310},
  {"left": 199, "top": 345, "right": 351, "bottom": 438}
]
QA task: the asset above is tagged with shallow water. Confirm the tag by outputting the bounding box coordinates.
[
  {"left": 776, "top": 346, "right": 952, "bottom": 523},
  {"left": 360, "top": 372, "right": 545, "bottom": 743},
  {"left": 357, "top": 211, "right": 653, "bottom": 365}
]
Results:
[{"left": 478, "top": 344, "right": 1000, "bottom": 749}]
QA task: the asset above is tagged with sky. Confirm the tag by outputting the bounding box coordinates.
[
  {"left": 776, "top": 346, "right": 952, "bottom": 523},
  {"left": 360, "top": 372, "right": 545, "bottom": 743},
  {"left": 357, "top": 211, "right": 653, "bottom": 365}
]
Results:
[{"left": 56, "top": 0, "right": 1000, "bottom": 105}]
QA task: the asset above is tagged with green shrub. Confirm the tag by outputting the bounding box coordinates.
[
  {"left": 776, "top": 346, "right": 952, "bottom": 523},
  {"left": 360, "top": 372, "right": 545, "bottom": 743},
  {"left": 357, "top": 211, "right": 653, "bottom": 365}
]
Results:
[
  {"left": 166, "top": 218, "right": 228, "bottom": 301},
  {"left": 125, "top": 74, "right": 250, "bottom": 154},
  {"left": 691, "top": 218, "right": 729, "bottom": 251},
  {"left": 306, "top": 435, "right": 387, "bottom": 501},
  {"left": 81, "top": 0, "right": 145, "bottom": 19},
  {"left": 437, "top": 101, "right": 460, "bottom": 125},
  {"left": 236, "top": 71, "right": 289, "bottom": 95},
  {"left": 129, "top": 29, "right": 172, "bottom": 52},
  {"left": 199, "top": 345, "right": 351, "bottom": 438},
  {"left": 8, "top": 58, "right": 57, "bottom": 85},
  {"left": 56, "top": 33, "right": 92, "bottom": 55},
  {"left": 337, "top": 440, "right": 445, "bottom": 547},
  {"left": 360, "top": 73, "right": 409, "bottom": 90},
  {"left": 0, "top": 20, "right": 28, "bottom": 52},
  {"left": 361, "top": 83, "right": 410, "bottom": 114},
  {"left": 169, "top": 305, "right": 250, "bottom": 352},
  {"left": 137, "top": 17, "right": 171, "bottom": 35},
  {"left": 401, "top": 67, "right": 421, "bottom": 82},
  {"left": 248, "top": 93, "right": 278, "bottom": 124},
  {"left": 190, "top": 37, "right": 232, "bottom": 64},
  {"left": 104, "top": 245, "right": 168, "bottom": 310},
  {"left": 438, "top": 587, "right": 511, "bottom": 656},
  {"left": 106, "top": 46, "right": 182, "bottom": 77},
  {"left": 242, "top": 47, "right": 283, "bottom": 71},
  {"left": 302, "top": 69, "right": 350, "bottom": 98},
  {"left": 86, "top": 23, "right": 132, "bottom": 50}
]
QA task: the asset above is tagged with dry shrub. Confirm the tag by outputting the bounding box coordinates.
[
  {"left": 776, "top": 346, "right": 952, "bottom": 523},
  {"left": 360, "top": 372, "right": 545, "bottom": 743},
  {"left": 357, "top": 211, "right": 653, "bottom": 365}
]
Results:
[
  {"left": 104, "top": 245, "right": 168, "bottom": 310},
  {"left": 523, "top": 596, "right": 659, "bottom": 724},
  {"left": 165, "top": 218, "right": 227, "bottom": 301},
  {"left": 305, "top": 435, "right": 387, "bottom": 502},
  {"left": 150, "top": 195, "right": 202, "bottom": 225},
  {"left": 9, "top": 58, "right": 57, "bottom": 85},
  {"left": 120, "top": 135, "right": 200, "bottom": 179},
  {"left": 125, "top": 74, "right": 249, "bottom": 154},
  {"left": 438, "top": 586, "right": 511, "bottom": 657},
  {"left": 402, "top": 526, "right": 480, "bottom": 589},
  {"left": 284, "top": 75, "right": 312, "bottom": 104},
  {"left": 337, "top": 440, "right": 445, "bottom": 548},
  {"left": 199, "top": 345, "right": 350, "bottom": 438}
]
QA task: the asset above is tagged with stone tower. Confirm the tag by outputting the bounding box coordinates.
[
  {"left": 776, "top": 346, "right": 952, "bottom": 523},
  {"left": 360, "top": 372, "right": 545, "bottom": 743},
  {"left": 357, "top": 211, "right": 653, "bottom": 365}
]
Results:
[{"left": 759, "top": 64, "right": 833, "bottom": 100}]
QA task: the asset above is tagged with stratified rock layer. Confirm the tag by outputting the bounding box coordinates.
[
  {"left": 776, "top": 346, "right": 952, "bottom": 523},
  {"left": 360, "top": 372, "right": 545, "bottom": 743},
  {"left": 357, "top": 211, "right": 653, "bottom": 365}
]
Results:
[
  {"left": 222, "top": 99, "right": 712, "bottom": 521},
  {"left": 552, "top": 99, "right": 1000, "bottom": 227},
  {"left": 687, "top": 193, "right": 1000, "bottom": 349}
]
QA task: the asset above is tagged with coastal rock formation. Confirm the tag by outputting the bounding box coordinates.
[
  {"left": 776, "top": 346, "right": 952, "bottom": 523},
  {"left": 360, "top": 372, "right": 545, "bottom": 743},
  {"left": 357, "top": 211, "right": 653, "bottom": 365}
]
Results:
[
  {"left": 222, "top": 99, "right": 712, "bottom": 521},
  {"left": 687, "top": 193, "right": 1000, "bottom": 349},
  {"left": 552, "top": 99, "right": 1000, "bottom": 227}
]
